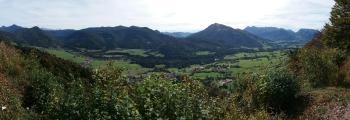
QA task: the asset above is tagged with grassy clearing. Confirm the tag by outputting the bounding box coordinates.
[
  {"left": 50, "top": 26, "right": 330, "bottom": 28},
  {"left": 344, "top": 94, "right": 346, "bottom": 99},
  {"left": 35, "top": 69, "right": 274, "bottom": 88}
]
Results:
[
  {"left": 106, "top": 48, "right": 164, "bottom": 57},
  {"left": 91, "top": 60, "right": 151, "bottom": 74},
  {"left": 227, "top": 51, "right": 286, "bottom": 74},
  {"left": 43, "top": 49, "right": 151, "bottom": 74},
  {"left": 148, "top": 51, "right": 165, "bottom": 57},
  {"left": 195, "top": 51, "right": 215, "bottom": 56},
  {"left": 228, "top": 58, "right": 272, "bottom": 74},
  {"left": 192, "top": 72, "right": 223, "bottom": 79},
  {"left": 106, "top": 49, "right": 148, "bottom": 57},
  {"left": 107, "top": 49, "right": 146, "bottom": 56},
  {"left": 120, "top": 49, "right": 148, "bottom": 57},
  {"left": 188, "top": 50, "right": 288, "bottom": 77},
  {"left": 224, "top": 51, "right": 285, "bottom": 60},
  {"left": 44, "top": 49, "right": 85, "bottom": 63}
]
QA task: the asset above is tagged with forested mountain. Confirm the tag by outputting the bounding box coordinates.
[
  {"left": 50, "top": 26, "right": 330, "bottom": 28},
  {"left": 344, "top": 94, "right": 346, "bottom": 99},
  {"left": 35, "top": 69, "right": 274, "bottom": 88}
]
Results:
[
  {"left": 244, "top": 26, "right": 319, "bottom": 43},
  {"left": 0, "top": 26, "right": 60, "bottom": 47},
  {"left": 44, "top": 29, "right": 76, "bottom": 41},
  {"left": 0, "top": 24, "right": 23, "bottom": 32},
  {"left": 0, "top": 24, "right": 274, "bottom": 51},
  {"left": 296, "top": 29, "right": 320, "bottom": 42},
  {"left": 0, "top": 24, "right": 318, "bottom": 52},
  {"left": 65, "top": 26, "right": 181, "bottom": 50},
  {"left": 188, "top": 23, "right": 267, "bottom": 48}
]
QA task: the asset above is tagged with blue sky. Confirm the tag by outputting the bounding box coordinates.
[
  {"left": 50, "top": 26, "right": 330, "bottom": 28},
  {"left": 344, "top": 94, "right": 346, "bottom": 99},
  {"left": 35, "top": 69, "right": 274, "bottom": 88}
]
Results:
[{"left": 0, "top": 0, "right": 335, "bottom": 32}]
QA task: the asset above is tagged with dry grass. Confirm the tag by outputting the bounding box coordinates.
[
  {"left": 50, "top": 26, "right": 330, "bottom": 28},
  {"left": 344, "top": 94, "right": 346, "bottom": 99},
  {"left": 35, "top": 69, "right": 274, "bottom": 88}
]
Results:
[
  {"left": 299, "top": 87, "right": 350, "bottom": 120},
  {"left": 0, "top": 42, "right": 25, "bottom": 75}
]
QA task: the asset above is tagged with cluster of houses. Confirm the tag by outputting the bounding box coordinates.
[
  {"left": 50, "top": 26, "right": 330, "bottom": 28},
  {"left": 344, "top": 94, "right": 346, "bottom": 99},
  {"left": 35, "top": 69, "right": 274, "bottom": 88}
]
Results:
[{"left": 191, "top": 64, "right": 236, "bottom": 73}]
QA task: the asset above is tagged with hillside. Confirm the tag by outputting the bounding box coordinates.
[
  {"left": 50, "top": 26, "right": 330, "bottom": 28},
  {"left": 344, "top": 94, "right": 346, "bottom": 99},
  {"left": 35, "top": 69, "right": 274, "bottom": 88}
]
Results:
[
  {"left": 0, "top": 25, "right": 23, "bottom": 33},
  {"left": 0, "top": 26, "right": 60, "bottom": 48},
  {"left": 66, "top": 26, "right": 181, "bottom": 50},
  {"left": 188, "top": 23, "right": 267, "bottom": 48},
  {"left": 244, "top": 26, "right": 319, "bottom": 43}
]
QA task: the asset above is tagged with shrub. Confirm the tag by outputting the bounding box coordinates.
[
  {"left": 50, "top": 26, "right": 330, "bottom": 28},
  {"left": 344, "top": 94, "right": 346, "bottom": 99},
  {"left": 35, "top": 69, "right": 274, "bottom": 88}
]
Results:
[
  {"left": 50, "top": 62, "right": 140, "bottom": 120},
  {"left": 228, "top": 73, "right": 260, "bottom": 113},
  {"left": 228, "top": 67, "right": 300, "bottom": 114},
  {"left": 86, "top": 63, "right": 141, "bottom": 120},
  {"left": 28, "top": 67, "right": 64, "bottom": 117},
  {"left": 133, "top": 74, "right": 210, "bottom": 119},
  {"left": 295, "top": 47, "right": 345, "bottom": 87},
  {"left": 256, "top": 68, "right": 300, "bottom": 113}
]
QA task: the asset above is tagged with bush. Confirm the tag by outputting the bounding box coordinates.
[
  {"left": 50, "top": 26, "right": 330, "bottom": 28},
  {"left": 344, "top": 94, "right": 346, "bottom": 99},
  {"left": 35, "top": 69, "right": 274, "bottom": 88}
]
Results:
[
  {"left": 293, "top": 47, "right": 346, "bottom": 87},
  {"left": 256, "top": 68, "right": 299, "bottom": 113},
  {"left": 228, "top": 67, "right": 300, "bottom": 114},
  {"left": 133, "top": 74, "right": 210, "bottom": 119},
  {"left": 49, "top": 62, "right": 141, "bottom": 120},
  {"left": 228, "top": 73, "right": 260, "bottom": 113},
  {"left": 86, "top": 64, "right": 140, "bottom": 120},
  {"left": 28, "top": 67, "right": 64, "bottom": 117}
]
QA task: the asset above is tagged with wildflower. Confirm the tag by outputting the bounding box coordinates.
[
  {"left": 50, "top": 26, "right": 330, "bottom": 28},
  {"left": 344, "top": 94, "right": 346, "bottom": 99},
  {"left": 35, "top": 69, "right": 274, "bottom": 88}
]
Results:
[{"left": 1, "top": 106, "right": 6, "bottom": 110}]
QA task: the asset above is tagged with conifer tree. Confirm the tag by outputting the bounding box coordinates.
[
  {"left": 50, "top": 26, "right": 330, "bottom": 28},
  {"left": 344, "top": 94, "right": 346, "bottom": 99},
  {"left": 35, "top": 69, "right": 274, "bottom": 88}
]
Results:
[{"left": 322, "top": 0, "right": 350, "bottom": 51}]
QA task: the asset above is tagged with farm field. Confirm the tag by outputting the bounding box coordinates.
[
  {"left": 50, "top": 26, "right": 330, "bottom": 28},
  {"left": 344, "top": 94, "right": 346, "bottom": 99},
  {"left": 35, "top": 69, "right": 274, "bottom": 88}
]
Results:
[
  {"left": 105, "top": 48, "right": 164, "bottom": 57},
  {"left": 184, "top": 50, "right": 288, "bottom": 79},
  {"left": 43, "top": 48, "right": 151, "bottom": 74},
  {"left": 45, "top": 48, "right": 86, "bottom": 63},
  {"left": 195, "top": 51, "right": 216, "bottom": 56}
]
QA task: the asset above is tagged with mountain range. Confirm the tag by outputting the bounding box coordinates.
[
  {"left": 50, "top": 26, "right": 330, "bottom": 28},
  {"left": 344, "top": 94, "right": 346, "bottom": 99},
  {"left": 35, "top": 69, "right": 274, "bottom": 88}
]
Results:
[
  {"left": 0, "top": 24, "right": 318, "bottom": 56},
  {"left": 244, "top": 26, "right": 319, "bottom": 43},
  {"left": 188, "top": 23, "right": 267, "bottom": 49},
  {"left": 0, "top": 25, "right": 60, "bottom": 47}
]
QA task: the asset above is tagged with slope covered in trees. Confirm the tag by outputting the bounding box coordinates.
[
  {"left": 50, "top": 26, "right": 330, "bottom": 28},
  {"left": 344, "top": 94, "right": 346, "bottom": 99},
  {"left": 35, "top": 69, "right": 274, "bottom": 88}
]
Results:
[
  {"left": 188, "top": 23, "right": 267, "bottom": 48},
  {"left": 244, "top": 26, "right": 319, "bottom": 43},
  {"left": 0, "top": 26, "right": 60, "bottom": 48}
]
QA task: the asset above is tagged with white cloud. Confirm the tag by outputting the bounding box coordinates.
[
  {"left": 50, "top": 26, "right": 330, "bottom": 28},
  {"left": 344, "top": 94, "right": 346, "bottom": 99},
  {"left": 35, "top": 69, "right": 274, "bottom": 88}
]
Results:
[{"left": 0, "top": 0, "right": 335, "bottom": 31}]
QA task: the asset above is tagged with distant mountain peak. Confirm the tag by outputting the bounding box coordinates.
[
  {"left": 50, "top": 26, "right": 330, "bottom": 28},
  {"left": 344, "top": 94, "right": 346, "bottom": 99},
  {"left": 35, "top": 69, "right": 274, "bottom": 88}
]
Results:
[
  {"left": 188, "top": 23, "right": 266, "bottom": 48},
  {"left": 206, "top": 23, "right": 234, "bottom": 31},
  {"left": 0, "top": 24, "right": 24, "bottom": 32},
  {"left": 9, "top": 24, "right": 22, "bottom": 28}
]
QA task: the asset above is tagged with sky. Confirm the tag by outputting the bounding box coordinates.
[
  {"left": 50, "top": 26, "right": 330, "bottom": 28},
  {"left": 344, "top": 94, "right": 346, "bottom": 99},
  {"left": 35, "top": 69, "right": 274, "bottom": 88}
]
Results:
[{"left": 0, "top": 0, "right": 335, "bottom": 32}]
